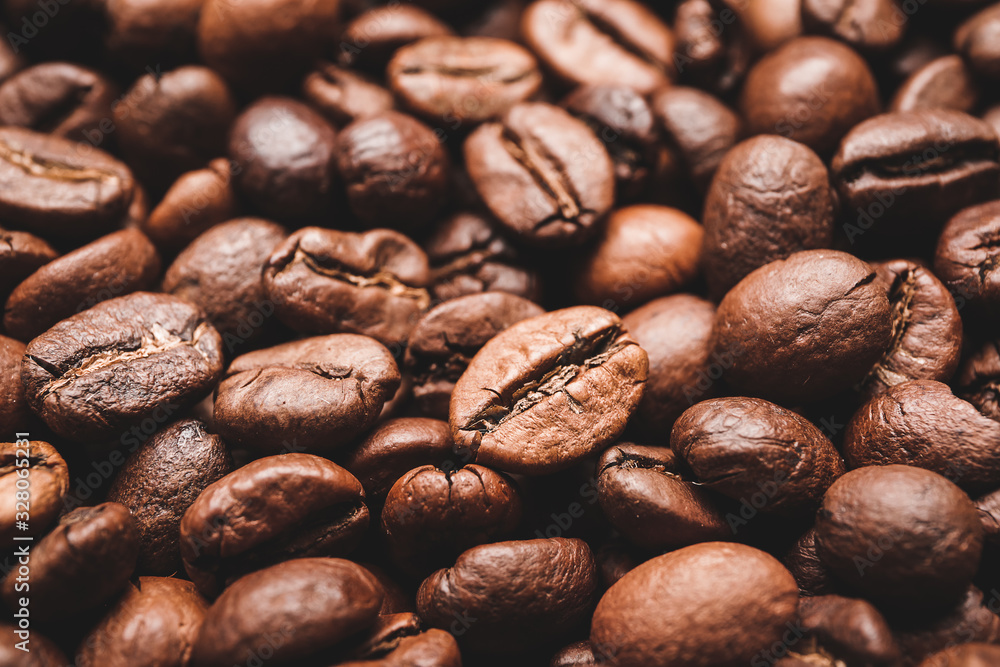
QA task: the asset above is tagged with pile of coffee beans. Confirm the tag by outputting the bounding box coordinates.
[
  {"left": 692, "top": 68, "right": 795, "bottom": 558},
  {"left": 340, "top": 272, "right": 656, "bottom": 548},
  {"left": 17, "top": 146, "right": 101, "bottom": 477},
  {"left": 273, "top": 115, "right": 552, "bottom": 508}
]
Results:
[{"left": 3, "top": 0, "right": 1000, "bottom": 665}]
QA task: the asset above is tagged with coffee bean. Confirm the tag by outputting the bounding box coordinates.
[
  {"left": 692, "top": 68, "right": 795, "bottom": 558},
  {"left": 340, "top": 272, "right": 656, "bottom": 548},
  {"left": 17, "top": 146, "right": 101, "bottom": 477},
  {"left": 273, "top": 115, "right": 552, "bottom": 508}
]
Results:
[
  {"left": 389, "top": 36, "right": 542, "bottom": 124},
  {"left": 340, "top": 5, "right": 454, "bottom": 72},
  {"left": 672, "top": 0, "right": 750, "bottom": 94},
  {"left": 934, "top": 199, "right": 1000, "bottom": 323},
  {"left": 213, "top": 335, "right": 400, "bottom": 454},
  {"left": 464, "top": 102, "right": 615, "bottom": 247},
  {"left": 892, "top": 587, "right": 1000, "bottom": 663},
  {"left": 590, "top": 542, "right": 799, "bottom": 667},
  {"left": 450, "top": 306, "right": 647, "bottom": 474},
  {"left": 103, "top": 0, "right": 201, "bottom": 67},
  {"left": 551, "top": 640, "right": 599, "bottom": 666},
  {"left": 302, "top": 62, "right": 396, "bottom": 126},
  {"left": 4, "top": 228, "right": 161, "bottom": 341},
  {"left": 21, "top": 292, "right": 224, "bottom": 441},
  {"left": 0, "top": 227, "right": 57, "bottom": 302},
  {"left": 783, "top": 527, "right": 838, "bottom": 596},
  {"left": 920, "top": 644, "right": 1000, "bottom": 667},
  {"left": 0, "top": 336, "right": 29, "bottom": 433},
  {"left": 797, "top": 595, "right": 900, "bottom": 665},
  {"left": 338, "top": 613, "right": 462, "bottom": 666},
  {"left": 142, "top": 159, "right": 239, "bottom": 251},
  {"left": 955, "top": 338, "right": 1000, "bottom": 422},
  {"left": 802, "top": 0, "right": 905, "bottom": 52},
  {"left": 0, "top": 440, "right": 67, "bottom": 544},
  {"left": 891, "top": 55, "right": 979, "bottom": 113},
  {"left": 955, "top": 3, "right": 1000, "bottom": 81}
]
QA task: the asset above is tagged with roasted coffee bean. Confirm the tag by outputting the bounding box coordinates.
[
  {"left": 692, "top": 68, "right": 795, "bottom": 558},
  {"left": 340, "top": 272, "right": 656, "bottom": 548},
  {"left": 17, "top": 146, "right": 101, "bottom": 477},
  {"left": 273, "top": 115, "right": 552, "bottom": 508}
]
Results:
[
  {"left": 74, "top": 577, "right": 208, "bottom": 667},
  {"left": 213, "top": 335, "right": 400, "bottom": 454},
  {"left": 0, "top": 336, "right": 29, "bottom": 433},
  {"left": 424, "top": 210, "right": 541, "bottom": 302},
  {"left": 191, "top": 558, "right": 384, "bottom": 666},
  {"left": 107, "top": 419, "right": 231, "bottom": 575},
  {"left": 405, "top": 292, "right": 545, "bottom": 418},
  {"left": 359, "top": 563, "right": 414, "bottom": 615},
  {"left": 702, "top": 135, "right": 835, "bottom": 299},
  {"left": 956, "top": 338, "right": 1000, "bottom": 422},
  {"left": 418, "top": 538, "right": 597, "bottom": 652},
  {"left": 103, "top": 0, "right": 201, "bottom": 68},
  {"left": 710, "top": 250, "right": 892, "bottom": 403},
  {"left": 921, "top": 643, "right": 1000, "bottom": 666},
  {"left": 302, "top": 62, "right": 395, "bottom": 126},
  {"left": 955, "top": 3, "right": 1000, "bottom": 81},
  {"left": 563, "top": 84, "right": 663, "bottom": 200},
  {"left": 783, "top": 527, "right": 838, "bottom": 596},
  {"left": 340, "top": 5, "right": 454, "bottom": 71},
  {"left": 0, "top": 440, "right": 68, "bottom": 543},
  {"left": 21, "top": 292, "right": 223, "bottom": 441},
  {"left": 651, "top": 85, "right": 742, "bottom": 194},
  {"left": 522, "top": 0, "right": 675, "bottom": 94},
  {"left": 0, "top": 624, "right": 66, "bottom": 666},
  {"left": 802, "top": 0, "right": 905, "bottom": 51},
  {"left": 573, "top": 205, "right": 703, "bottom": 309},
  {"left": 263, "top": 227, "right": 431, "bottom": 348},
  {"left": 337, "top": 613, "right": 462, "bottom": 667},
  {"left": 117, "top": 66, "right": 237, "bottom": 189},
  {"left": 591, "top": 542, "right": 799, "bottom": 667},
  {"left": 892, "top": 587, "right": 1000, "bottom": 663},
  {"left": 464, "top": 102, "right": 615, "bottom": 247},
  {"left": 388, "top": 36, "right": 542, "bottom": 124},
  {"left": 672, "top": 0, "right": 750, "bottom": 94},
  {"left": 0, "top": 127, "right": 135, "bottom": 241},
  {"left": 0, "top": 62, "right": 118, "bottom": 143},
  {"left": 934, "top": 200, "right": 1000, "bottom": 323},
  {"left": 831, "top": 110, "right": 1000, "bottom": 237},
  {"left": 0, "top": 502, "right": 139, "bottom": 621},
  {"left": 798, "top": 595, "right": 900, "bottom": 665},
  {"left": 883, "top": 34, "right": 949, "bottom": 86},
  {"left": 335, "top": 111, "right": 450, "bottom": 230},
  {"left": 4, "top": 228, "right": 160, "bottom": 341},
  {"left": 450, "top": 306, "right": 647, "bottom": 474},
  {"left": 179, "top": 453, "right": 369, "bottom": 597},
  {"left": 621, "top": 294, "right": 716, "bottom": 432},
  {"left": 551, "top": 641, "right": 599, "bottom": 666},
  {"left": 857, "top": 260, "right": 962, "bottom": 399},
  {"left": 229, "top": 97, "right": 338, "bottom": 223},
  {"left": 142, "top": 159, "right": 239, "bottom": 251},
  {"left": 0, "top": 227, "right": 57, "bottom": 302},
  {"left": 596, "top": 443, "right": 730, "bottom": 550},
  {"left": 890, "top": 55, "right": 978, "bottom": 113},
  {"left": 162, "top": 218, "right": 287, "bottom": 344},
  {"left": 844, "top": 380, "right": 1000, "bottom": 493},
  {"left": 815, "top": 465, "right": 983, "bottom": 609},
  {"left": 741, "top": 37, "right": 880, "bottom": 156},
  {"left": 672, "top": 397, "right": 845, "bottom": 514},
  {"left": 382, "top": 463, "right": 522, "bottom": 572}
]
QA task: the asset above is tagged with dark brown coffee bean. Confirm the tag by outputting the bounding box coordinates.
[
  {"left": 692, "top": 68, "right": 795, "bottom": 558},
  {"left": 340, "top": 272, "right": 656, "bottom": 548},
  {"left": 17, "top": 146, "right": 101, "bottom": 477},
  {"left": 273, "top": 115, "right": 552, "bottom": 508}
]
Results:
[
  {"left": 213, "top": 335, "right": 400, "bottom": 455},
  {"left": 424, "top": 210, "right": 542, "bottom": 302},
  {"left": 405, "top": 292, "right": 544, "bottom": 418},
  {"left": 797, "top": 595, "right": 900, "bottom": 665},
  {"left": 0, "top": 624, "right": 66, "bottom": 666},
  {"left": 142, "top": 159, "right": 239, "bottom": 251},
  {"left": 191, "top": 558, "right": 383, "bottom": 665},
  {"left": 920, "top": 643, "right": 1000, "bottom": 667},
  {"left": 389, "top": 36, "right": 542, "bottom": 125},
  {"left": 0, "top": 227, "right": 57, "bottom": 303},
  {"left": 703, "top": 135, "right": 835, "bottom": 299},
  {"left": 0, "top": 440, "right": 68, "bottom": 544},
  {"left": 464, "top": 102, "right": 615, "bottom": 247},
  {"left": 741, "top": 37, "right": 880, "bottom": 156},
  {"left": 117, "top": 65, "right": 237, "bottom": 189},
  {"left": 0, "top": 502, "right": 139, "bottom": 621},
  {"left": 0, "top": 337, "right": 29, "bottom": 434},
  {"left": 590, "top": 542, "right": 799, "bottom": 667},
  {"left": 596, "top": 443, "right": 730, "bottom": 550},
  {"left": 229, "top": 97, "right": 338, "bottom": 223},
  {"left": 710, "top": 250, "right": 892, "bottom": 403},
  {"left": 302, "top": 62, "right": 395, "bottom": 126},
  {"left": 783, "top": 527, "right": 838, "bottom": 596},
  {"left": 844, "top": 380, "right": 1000, "bottom": 493},
  {"left": 955, "top": 3, "right": 1000, "bottom": 81},
  {"left": 934, "top": 200, "right": 1000, "bottom": 322},
  {"left": 956, "top": 339, "right": 1000, "bottom": 422},
  {"left": 860, "top": 260, "right": 962, "bottom": 398},
  {"left": 75, "top": 576, "right": 208, "bottom": 667},
  {"left": 21, "top": 292, "right": 224, "bottom": 441},
  {"left": 263, "top": 227, "right": 431, "bottom": 348},
  {"left": 450, "top": 306, "right": 647, "bottom": 474},
  {"left": 337, "top": 613, "right": 462, "bottom": 667},
  {"left": 815, "top": 465, "right": 983, "bottom": 609},
  {"left": 106, "top": 419, "right": 231, "bottom": 575},
  {"left": 0, "top": 126, "right": 135, "bottom": 241},
  {"left": 551, "top": 640, "right": 598, "bottom": 666},
  {"left": 574, "top": 205, "right": 703, "bottom": 309},
  {"left": 522, "top": 0, "right": 675, "bottom": 94},
  {"left": 162, "top": 218, "right": 287, "bottom": 346},
  {"left": 180, "top": 453, "right": 369, "bottom": 597},
  {"left": 653, "top": 87, "right": 743, "bottom": 197},
  {"left": 802, "top": 0, "right": 905, "bottom": 51},
  {"left": 340, "top": 5, "right": 454, "bottom": 72},
  {"left": 335, "top": 111, "right": 450, "bottom": 230},
  {"left": 832, "top": 110, "right": 1000, "bottom": 237},
  {"left": 672, "top": 397, "right": 845, "bottom": 514},
  {"left": 890, "top": 55, "right": 978, "bottom": 113},
  {"left": 0, "top": 62, "right": 118, "bottom": 143},
  {"left": 343, "top": 418, "right": 458, "bottom": 499},
  {"left": 382, "top": 463, "right": 522, "bottom": 572},
  {"left": 4, "top": 228, "right": 160, "bottom": 341},
  {"left": 103, "top": 0, "right": 201, "bottom": 67},
  {"left": 672, "top": 0, "right": 751, "bottom": 94},
  {"left": 621, "top": 294, "right": 716, "bottom": 432},
  {"left": 734, "top": 0, "right": 803, "bottom": 52},
  {"left": 892, "top": 587, "right": 1000, "bottom": 664},
  {"left": 563, "top": 84, "right": 663, "bottom": 200},
  {"left": 418, "top": 538, "right": 597, "bottom": 652}
]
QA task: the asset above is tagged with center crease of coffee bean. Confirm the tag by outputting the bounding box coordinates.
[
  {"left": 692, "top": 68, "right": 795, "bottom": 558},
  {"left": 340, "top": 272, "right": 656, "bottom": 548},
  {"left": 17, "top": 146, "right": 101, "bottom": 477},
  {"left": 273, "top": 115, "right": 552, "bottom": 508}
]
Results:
[
  {"left": 0, "top": 140, "right": 122, "bottom": 183},
  {"left": 400, "top": 64, "right": 535, "bottom": 85},
  {"left": 500, "top": 128, "right": 584, "bottom": 224},
  {"left": 299, "top": 250, "right": 432, "bottom": 309}
]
